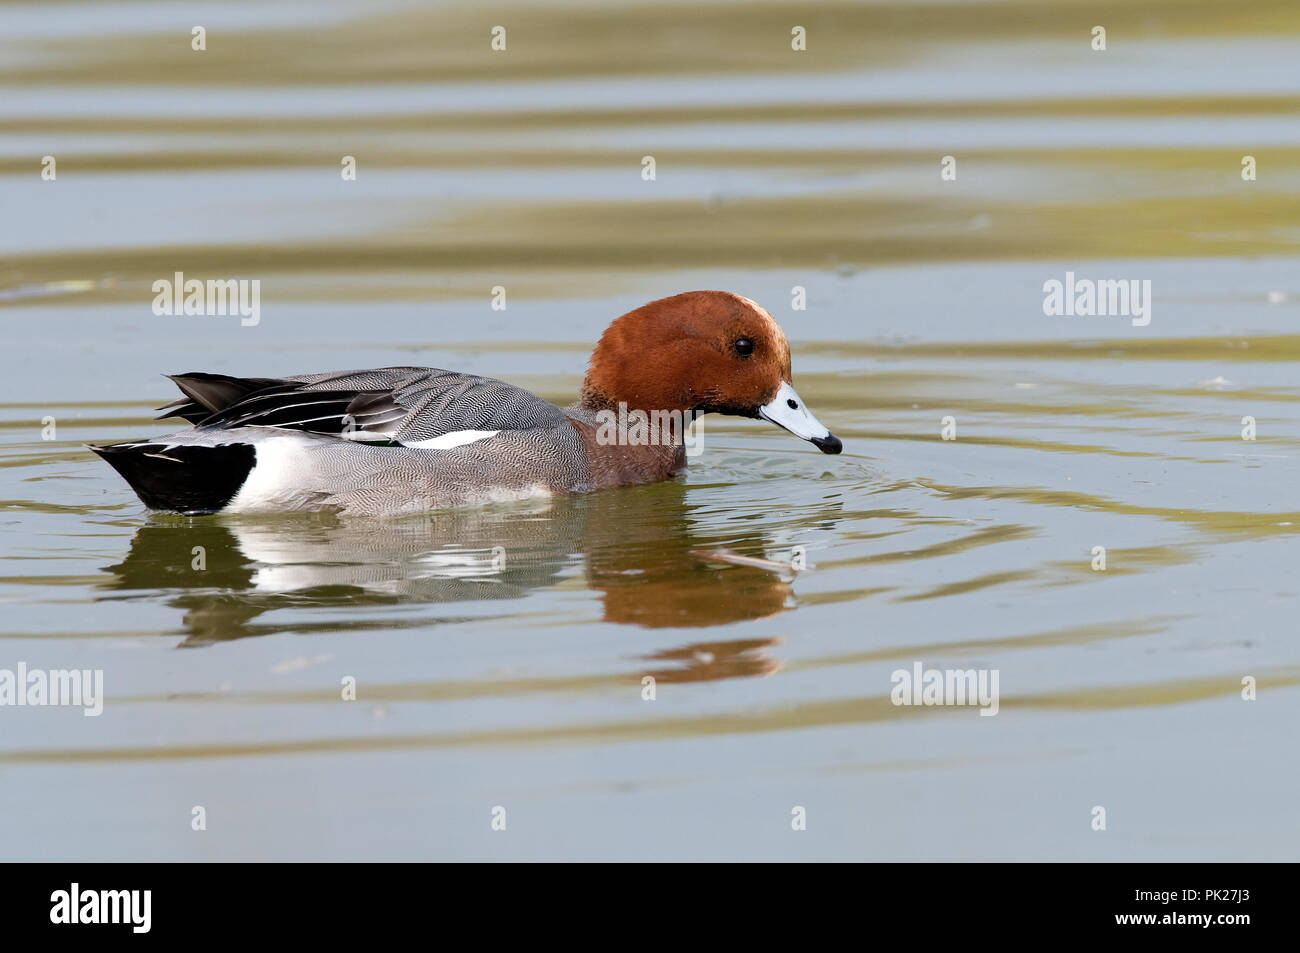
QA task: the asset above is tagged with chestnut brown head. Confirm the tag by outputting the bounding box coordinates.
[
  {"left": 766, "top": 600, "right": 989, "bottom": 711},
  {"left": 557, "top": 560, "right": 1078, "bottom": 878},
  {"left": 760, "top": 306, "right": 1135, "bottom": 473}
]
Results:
[{"left": 581, "top": 291, "right": 841, "bottom": 454}]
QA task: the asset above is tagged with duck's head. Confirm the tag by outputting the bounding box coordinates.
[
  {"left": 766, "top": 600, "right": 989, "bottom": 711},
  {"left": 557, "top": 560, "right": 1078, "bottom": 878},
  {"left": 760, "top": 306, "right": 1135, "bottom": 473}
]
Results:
[{"left": 581, "top": 290, "right": 842, "bottom": 454}]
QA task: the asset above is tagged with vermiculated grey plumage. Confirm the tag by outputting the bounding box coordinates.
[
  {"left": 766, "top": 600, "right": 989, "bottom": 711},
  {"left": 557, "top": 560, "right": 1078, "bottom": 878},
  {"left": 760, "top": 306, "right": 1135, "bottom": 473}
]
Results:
[{"left": 108, "top": 367, "right": 596, "bottom": 516}]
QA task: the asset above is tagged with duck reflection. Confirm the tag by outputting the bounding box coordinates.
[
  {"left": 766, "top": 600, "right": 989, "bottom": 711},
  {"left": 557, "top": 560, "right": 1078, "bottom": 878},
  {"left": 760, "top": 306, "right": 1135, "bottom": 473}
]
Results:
[
  {"left": 639, "top": 638, "right": 783, "bottom": 683},
  {"left": 99, "top": 481, "right": 796, "bottom": 648}
]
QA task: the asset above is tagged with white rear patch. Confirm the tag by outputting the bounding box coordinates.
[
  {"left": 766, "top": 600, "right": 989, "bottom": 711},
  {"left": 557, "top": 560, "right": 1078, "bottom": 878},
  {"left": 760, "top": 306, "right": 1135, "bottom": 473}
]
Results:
[{"left": 224, "top": 437, "right": 322, "bottom": 513}]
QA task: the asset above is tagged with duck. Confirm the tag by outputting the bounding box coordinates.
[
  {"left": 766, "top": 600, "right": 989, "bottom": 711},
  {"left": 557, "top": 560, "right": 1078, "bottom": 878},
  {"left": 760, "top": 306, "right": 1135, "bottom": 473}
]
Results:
[{"left": 92, "top": 290, "right": 842, "bottom": 517}]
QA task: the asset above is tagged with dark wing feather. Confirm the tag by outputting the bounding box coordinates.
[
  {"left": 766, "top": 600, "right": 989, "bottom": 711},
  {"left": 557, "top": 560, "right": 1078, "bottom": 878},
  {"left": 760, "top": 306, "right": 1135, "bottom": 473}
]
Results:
[
  {"left": 194, "top": 386, "right": 380, "bottom": 434},
  {"left": 168, "top": 367, "right": 566, "bottom": 443},
  {"left": 156, "top": 372, "right": 286, "bottom": 423}
]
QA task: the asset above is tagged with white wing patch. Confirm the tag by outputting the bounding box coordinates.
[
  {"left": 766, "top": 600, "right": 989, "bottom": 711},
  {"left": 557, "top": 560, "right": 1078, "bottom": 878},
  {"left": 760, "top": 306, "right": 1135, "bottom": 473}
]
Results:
[
  {"left": 399, "top": 430, "right": 501, "bottom": 450},
  {"left": 338, "top": 428, "right": 502, "bottom": 449},
  {"left": 340, "top": 429, "right": 397, "bottom": 444}
]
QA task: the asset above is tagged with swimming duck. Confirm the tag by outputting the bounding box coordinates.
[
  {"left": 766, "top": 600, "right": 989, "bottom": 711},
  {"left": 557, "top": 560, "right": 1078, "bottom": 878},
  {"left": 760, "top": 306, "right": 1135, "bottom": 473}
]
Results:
[{"left": 92, "top": 290, "right": 842, "bottom": 516}]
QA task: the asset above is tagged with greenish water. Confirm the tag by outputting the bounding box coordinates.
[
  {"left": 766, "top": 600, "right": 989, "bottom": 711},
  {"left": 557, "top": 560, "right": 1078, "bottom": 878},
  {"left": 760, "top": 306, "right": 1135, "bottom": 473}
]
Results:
[{"left": 1, "top": 0, "right": 1298, "bottom": 860}]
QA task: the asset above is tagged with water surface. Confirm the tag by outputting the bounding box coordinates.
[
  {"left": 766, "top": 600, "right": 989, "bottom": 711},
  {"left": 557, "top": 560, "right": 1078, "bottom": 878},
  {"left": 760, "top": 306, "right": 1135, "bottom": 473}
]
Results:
[{"left": 1, "top": 0, "right": 1298, "bottom": 860}]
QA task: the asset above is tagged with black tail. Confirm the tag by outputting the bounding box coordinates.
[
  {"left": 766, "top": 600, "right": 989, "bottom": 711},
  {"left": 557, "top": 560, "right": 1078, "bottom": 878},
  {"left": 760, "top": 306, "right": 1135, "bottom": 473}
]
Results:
[{"left": 91, "top": 442, "right": 256, "bottom": 514}]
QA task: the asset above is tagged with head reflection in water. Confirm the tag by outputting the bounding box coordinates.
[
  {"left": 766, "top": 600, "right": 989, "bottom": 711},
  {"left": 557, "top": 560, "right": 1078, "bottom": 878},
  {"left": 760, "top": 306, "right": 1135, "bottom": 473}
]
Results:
[{"left": 99, "top": 481, "right": 794, "bottom": 680}]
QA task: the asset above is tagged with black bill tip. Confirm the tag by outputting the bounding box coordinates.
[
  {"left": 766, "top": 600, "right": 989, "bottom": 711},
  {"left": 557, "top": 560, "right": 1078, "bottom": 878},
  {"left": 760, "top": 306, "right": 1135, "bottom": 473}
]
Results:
[{"left": 811, "top": 433, "right": 842, "bottom": 455}]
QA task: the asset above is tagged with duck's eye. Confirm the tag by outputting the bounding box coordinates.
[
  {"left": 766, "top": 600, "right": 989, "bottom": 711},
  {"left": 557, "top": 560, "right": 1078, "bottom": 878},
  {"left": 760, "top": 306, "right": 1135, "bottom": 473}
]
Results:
[{"left": 734, "top": 337, "right": 754, "bottom": 357}]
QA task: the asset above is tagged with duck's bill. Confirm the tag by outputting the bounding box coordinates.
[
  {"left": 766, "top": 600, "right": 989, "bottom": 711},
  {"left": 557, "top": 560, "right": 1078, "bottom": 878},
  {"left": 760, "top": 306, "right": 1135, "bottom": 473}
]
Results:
[{"left": 759, "top": 382, "right": 842, "bottom": 454}]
